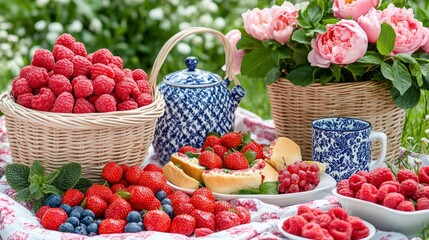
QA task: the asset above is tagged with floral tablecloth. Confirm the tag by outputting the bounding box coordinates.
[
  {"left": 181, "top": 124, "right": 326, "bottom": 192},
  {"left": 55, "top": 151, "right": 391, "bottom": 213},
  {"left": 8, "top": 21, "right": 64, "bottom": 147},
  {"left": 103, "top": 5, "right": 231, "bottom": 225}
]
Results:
[{"left": 0, "top": 108, "right": 416, "bottom": 239}]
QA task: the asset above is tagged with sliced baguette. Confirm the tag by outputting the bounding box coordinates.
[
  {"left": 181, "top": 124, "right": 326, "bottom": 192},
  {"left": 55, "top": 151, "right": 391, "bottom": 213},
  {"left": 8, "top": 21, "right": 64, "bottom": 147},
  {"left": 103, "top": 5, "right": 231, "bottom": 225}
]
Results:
[
  {"left": 162, "top": 161, "right": 200, "bottom": 190},
  {"left": 170, "top": 152, "right": 205, "bottom": 182}
]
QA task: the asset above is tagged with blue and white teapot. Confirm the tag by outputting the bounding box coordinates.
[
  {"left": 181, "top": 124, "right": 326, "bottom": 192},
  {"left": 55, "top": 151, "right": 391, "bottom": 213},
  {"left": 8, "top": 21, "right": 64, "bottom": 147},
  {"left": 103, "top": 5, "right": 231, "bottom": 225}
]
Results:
[{"left": 150, "top": 27, "right": 245, "bottom": 165}]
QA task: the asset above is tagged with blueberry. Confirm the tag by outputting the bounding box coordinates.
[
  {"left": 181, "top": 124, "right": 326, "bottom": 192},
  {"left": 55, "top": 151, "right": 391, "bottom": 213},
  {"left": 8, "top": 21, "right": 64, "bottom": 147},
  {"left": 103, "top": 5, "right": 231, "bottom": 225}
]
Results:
[
  {"left": 94, "top": 219, "right": 103, "bottom": 225},
  {"left": 66, "top": 216, "right": 80, "bottom": 227},
  {"left": 162, "top": 204, "right": 174, "bottom": 219},
  {"left": 155, "top": 190, "right": 167, "bottom": 201},
  {"left": 59, "top": 222, "right": 74, "bottom": 232},
  {"left": 44, "top": 194, "right": 62, "bottom": 207},
  {"left": 60, "top": 204, "right": 72, "bottom": 215},
  {"left": 124, "top": 222, "right": 142, "bottom": 233},
  {"left": 161, "top": 198, "right": 172, "bottom": 206},
  {"left": 81, "top": 216, "right": 94, "bottom": 225},
  {"left": 81, "top": 209, "right": 95, "bottom": 219},
  {"left": 69, "top": 210, "right": 81, "bottom": 219},
  {"left": 72, "top": 206, "right": 84, "bottom": 213},
  {"left": 86, "top": 222, "right": 98, "bottom": 235},
  {"left": 74, "top": 225, "right": 88, "bottom": 235},
  {"left": 126, "top": 211, "right": 142, "bottom": 223}
]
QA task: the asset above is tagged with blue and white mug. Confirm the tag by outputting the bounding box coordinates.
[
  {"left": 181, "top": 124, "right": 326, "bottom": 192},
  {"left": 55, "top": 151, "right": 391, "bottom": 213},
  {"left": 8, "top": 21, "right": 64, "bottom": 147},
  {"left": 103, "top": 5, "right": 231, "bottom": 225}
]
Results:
[{"left": 312, "top": 117, "right": 387, "bottom": 182}]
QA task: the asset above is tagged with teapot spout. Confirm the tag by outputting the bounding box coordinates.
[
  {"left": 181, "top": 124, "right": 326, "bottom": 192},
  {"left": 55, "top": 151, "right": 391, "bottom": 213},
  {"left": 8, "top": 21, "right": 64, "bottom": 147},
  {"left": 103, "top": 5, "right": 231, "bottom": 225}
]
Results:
[{"left": 231, "top": 85, "right": 245, "bottom": 111}]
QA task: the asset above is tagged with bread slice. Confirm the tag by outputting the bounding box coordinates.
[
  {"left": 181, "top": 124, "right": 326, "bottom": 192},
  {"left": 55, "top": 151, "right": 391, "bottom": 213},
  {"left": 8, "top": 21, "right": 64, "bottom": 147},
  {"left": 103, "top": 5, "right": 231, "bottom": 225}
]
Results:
[
  {"left": 162, "top": 161, "right": 200, "bottom": 190},
  {"left": 170, "top": 152, "right": 205, "bottom": 182},
  {"left": 265, "top": 137, "right": 302, "bottom": 171},
  {"left": 261, "top": 161, "right": 279, "bottom": 182}
]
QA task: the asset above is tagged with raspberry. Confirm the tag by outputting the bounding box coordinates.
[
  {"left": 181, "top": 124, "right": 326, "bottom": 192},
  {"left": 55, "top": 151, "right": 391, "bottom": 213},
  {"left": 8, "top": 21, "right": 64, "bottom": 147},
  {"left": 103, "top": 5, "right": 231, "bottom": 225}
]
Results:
[
  {"left": 383, "top": 192, "right": 404, "bottom": 209},
  {"left": 73, "top": 98, "right": 95, "bottom": 113},
  {"left": 339, "top": 187, "right": 355, "bottom": 198},
  {"left": 355, "top": 183, "right": 378, "bottom": 203},
  {"left": 380, "top": 180, "right": 400, "bottom": 189},
  {"left": 48, "top": 75, "right": 72, "bottom": 96},
  {"left": 86, "top": 53, "right": 93, "bottom": 62},
  {"left": 31, "top": 49, "right": 55, "bottom": 71},
  {"left": 301, "top": 222, "right": 324, "bottom": 239},
  {"left": 110, "top": 92, "right": 120, "bottom": 102},
  {"left": 93, "top": 75, "right": 115, "bottom": 95},
  {"left": 36, "top": 205, "right": 51, "bottom": 219},
  {"left": 297, "top": 205, "right": 313, "bottom": 215},
  {"left": 376, "top": 183, "right": 398, "bottom": 203},
  {"left": 416, "top": 197, "right": 429, "bottom": 210},
  {"left": 132, "top": 69, "right": 148, "bottom": 81},
  {"left": 53, "top": 59, "right": 74, "bottom": 78},
  {"left": 399, "top": 179, "right": 418, "bottom": 198},
  {"left": 419, "top": 166, "right": 429, "bottom": 184},
  {"left": 328, "top": 206, "right": 348, "bottom": 221},
  {"left": 348, "top": 174, "right": 367, "bottom": 192},
  {"left": 115, "top": 78, "right": 137, "bottom": 101},
  {"left": 55, "top": 33, "right": 75, "bottom": 48},
  {"left": 315, "top": 213, "right": 332, "bottom": 229},
  {"left": 369, "top": 168, "right": 395, "bottom": 188},
  {"left": 396, "top": 200, "right": 415, "bottom": 211},
  {"left": 134, "top": 92, "right": 153, "bottom": 107},
  {"left": 135, "top": 80, "right": 150, "bottom": 94},
  {"left": 111, "top": 65, "right": 125, "bottom": 82},
  {"left": 74, "top": 80, "right": 94, "bottom": 100},
  {"left": 12, "top": 77, "right": 32, "bottom": 98},
  {"left": 356, "top": 171, "right": 370, "bottom": 182},
  {"left": 52, "top": 92, "right": 74, "bottom": 113},
  {"left": 111, "top": 56, "right": 123, "bottom": 68},
  {"left": 88, "top": 95, "right": 99, "bottom": 105},
  {"left": 53, "top": 44, "right": 75, "bottom": 61},
  {"left": 397, "top": 169, "right": 419, "bottom": 183},
  {"left": 48, "top": 70, "right": 54, "bottom": 77},
  {"left": 17, "top": 93, "right": 34, "bottom": 108},
  {"left": 300, "top": 212, "right": 316, "bottom": 223},
  {"left": 328, "top": 219, "right": 352, "bottom": 240},
  {"left": 413, "top": 186, "right": 429, "bottom": 200},
  {"left": 71, "top": 75, "right": 88, "bottom": 86},
  {"left": 282, "top": 215, "right": 308, "bottom": 236},
  {"left": 70, "top": 42, "right": 87, "bottom": 56},
  {"left": 71, "top": 55, "right": 92, "bottom": 78},
  {"left": 123, "top": 68, "right": 133, "bottom": 77},
  {"left": 95, "top": 94, "right": 117, "bottom": 112},
  {"left": 337, "top": 179, "right": 350, "bottom": 192},
  {"left": 90, "top": 63, "right": 115, "bottom": 80},
  {"left": 31, "top": 87, "right": 56, "bottom": 111},
  {"left": 20, "top": 65, "right": 37, "bottom": 78},
  {"left": 92, "top": 48, "right": 114, "bottom": 65},
  {"left": 348, "top": 216, "right": 369, "bottom": 239},
  {"left": 27, "top": 67, "right": 49, "bottom": 89},
  {"left": 117, "top": 100, "right": 138, "bottom": 111}
]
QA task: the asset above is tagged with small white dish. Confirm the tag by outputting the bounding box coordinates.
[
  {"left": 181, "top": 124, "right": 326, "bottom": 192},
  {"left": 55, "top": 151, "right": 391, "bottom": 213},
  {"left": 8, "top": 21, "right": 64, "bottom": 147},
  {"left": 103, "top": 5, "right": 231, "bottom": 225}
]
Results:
[
  {"left": 332, "top": 188, "right": 429, "bottom": 236},
  {"left": 168, "top": 173, "right": 336, "bottom": 206}
]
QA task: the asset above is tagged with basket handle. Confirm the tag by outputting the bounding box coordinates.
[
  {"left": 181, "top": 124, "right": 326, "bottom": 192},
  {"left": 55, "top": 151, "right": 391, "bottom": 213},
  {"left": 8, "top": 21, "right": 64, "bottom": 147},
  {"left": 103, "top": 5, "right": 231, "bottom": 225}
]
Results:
[{"left": 148, "top": 27, "right": 240, "bottom": 86}]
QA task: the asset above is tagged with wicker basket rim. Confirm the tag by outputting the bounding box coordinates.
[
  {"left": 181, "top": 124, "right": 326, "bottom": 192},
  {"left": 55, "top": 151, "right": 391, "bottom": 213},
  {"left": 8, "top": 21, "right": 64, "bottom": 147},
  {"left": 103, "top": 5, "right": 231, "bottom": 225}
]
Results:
[{"left": 276, "top": 78, "right": 391, "bottom": 88}]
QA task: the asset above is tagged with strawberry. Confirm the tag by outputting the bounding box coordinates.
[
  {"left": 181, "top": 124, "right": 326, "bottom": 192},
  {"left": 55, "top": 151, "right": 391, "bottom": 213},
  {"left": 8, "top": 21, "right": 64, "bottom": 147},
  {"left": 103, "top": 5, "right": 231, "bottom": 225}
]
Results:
[
  {"left": 120, "top": 164, "right": 129, "bottom": 174},
  {"left": 41, "top": 208, "right": 68, "bottom": 230},
  {"left": 173, "top": 202, "right": 195, "bottom": 216},
  {"left": 214, "top": 201, "right": 232, "bottom": 215},
  {"left": 143, "top": 163, "right": 163, "bottom": 173},
  {"left": 212, "top": 144, "right": 228, "bottom": 160},
  {"left": 84, "top": 195, "right": 107, "bottom": 218},
  {"left": 179, "top": 145, "right": 198, "bottom": 154},
  {"left": 62, "top": 189, "right": 84, "bottom": 207},
  {"left": 128, "top": 185, "right": 155, "bottom": 211},
  {"left": 190, "top": 209, "right": 216, "bottom": 231},
  {"left": 35, "top": 206, "right": 51, "bottom": 220},
  {"left": 233, "top": 206, "right": 251, "bottom": 224},
  {"left": 202, "top": 135, "right": 222, "bottom": 151},
  {"left": 168, "top": 191, "right": 191, "bottom": 205},
  {"left": 102, "top": 161, "right": 123, "bottom": 184},
  {"left": 125, "top": 166, "right": 143, "bottom": 185},
  {"left": 190, "top": 195, "right": 215, "bottom": 213},
  {"left": 224, "top": 152, "right": 249, "bottom": 170},
  {"left": 199, "top": 150, "right": 222, "bottom": 169},
  {"left": 85, "top": 184, "right": 113, "bottom": 203},
  {"left": 147, "top": 198, "right": 162, "bottom": 210},
  {"left": 194, "top": 227, "right": 214, "bottom": 237},
  {"left": 241, "top": 141, "right": 264, "bottom": 159},
  {"left": 98, "top": 219, "right": 126, "bottom": 234},
  {"left": 162, "top": 184, "right": 174, "bottom": 195},
  {"left": 138, "top": 171, "right": 167, "bottom": 192},
  {"left": 193, "top": 187, "right": 215, "bottom": 202},
  {"left": 215, "top": 210, "right": 240, "bottom": 231},
  {"left": 144, "top": 210, "right": 171, "bottom": 232},
  {"left": 220, "top": 132, "right": 242, "bottom": 149},
  {"left": 110, "top": 183, "right": 125, "bottom": 193},
  {"left": 169, "top": 214, "right": 196, "bottom": 236},
  {"left": 104, "top": 198, "right": 132, "bottom": 220}
]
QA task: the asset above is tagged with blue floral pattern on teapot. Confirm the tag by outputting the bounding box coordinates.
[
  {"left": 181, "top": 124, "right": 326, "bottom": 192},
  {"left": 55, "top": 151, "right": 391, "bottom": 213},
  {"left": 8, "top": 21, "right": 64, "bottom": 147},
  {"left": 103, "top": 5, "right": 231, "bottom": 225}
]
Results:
[{"left": 153, "top": 57, "right": 245, "bottom": 165}]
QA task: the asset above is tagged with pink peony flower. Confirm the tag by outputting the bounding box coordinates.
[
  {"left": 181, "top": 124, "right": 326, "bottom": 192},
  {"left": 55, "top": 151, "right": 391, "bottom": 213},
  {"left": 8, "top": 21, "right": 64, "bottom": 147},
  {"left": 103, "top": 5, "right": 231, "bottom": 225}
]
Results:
[
  {"left": 225, "top": 29, "right": 245, "bottom": 75},
  {"left": 333, "top": 0, "right": 380, "bottom": 20},
  {"left": 308, "top": 20, "right": 368, "bottom": 68},
  {"left": 242, "top": 7, "right": 273, "bottom": 42},
  {"left": 269, "top": 2, "right": 299, "bottom": 45},
  {"left": 358, "top": 8, "right": 383, "bottom": 43},
  {"left": 422, "top": 28, "right": 429, "bottom": 53}
]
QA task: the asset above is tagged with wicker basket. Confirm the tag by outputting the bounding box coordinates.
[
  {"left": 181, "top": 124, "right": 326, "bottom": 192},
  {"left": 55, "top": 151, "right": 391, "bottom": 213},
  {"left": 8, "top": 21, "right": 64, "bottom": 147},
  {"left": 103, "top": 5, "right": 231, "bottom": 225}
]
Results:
[
  {"left": 0, "top": 74, "right": 165, "bottom": 182},
  {"left": 267, "top": 78, "right": 405, "bottom": 163}
]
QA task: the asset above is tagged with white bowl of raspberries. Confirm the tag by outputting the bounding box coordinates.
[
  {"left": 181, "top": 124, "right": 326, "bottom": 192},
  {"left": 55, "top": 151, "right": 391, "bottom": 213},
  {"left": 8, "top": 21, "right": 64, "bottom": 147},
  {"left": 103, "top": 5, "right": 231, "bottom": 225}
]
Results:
[{"left": 332, "top": 166, "right": 429, "bottom": 236}]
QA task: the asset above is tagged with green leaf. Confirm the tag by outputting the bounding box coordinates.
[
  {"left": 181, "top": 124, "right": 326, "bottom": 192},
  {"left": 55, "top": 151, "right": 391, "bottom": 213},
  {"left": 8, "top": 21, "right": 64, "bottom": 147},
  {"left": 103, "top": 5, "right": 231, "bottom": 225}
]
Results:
[
  {"left": 308, "top": 24, "right": 326, "bottom": 35},
  {"left": 243, "top": 150, "right": 257, "bottom": 165},
  {"left": 236, "top": 29, "right": 263, "bottom": 50},
  {"left": 51, "top": 163, "right": 82, "bottom": 191},
  {"left": 381, "top": 63, "right": 394, "bottom": 81},
  {"left": 259, "top": 182, "right": 279, "bottom": 194},
  {"left": 357, "top": 55, "right": 383, "bottom": 65},
  {"left": 29, "top": 160, "right": 45, "bottom": 178},
  {"left": 5, "top": 163, "right": 30, "bottom": 191},
  {"left": 420, "top": 63, "right": 429, "bottom": 76},
  {"left": 236, "top": 188, "right": 260, "bottom": 194},
  {"left": 41, "top": 184, "right": 62, "bottom": 195},
  {"left": 275, "top": 47, "right": 292, "bottom": 61},
  {"left": 297, "top": 8, "right": 312, "bottom": 29},
  {"left": 391, "top": 84, "right": 420, "bottom": 109},
  {"left": 376, "top": 23, "right": 396, "bottom": 56},
  {"left": 44, "top": 170, "right": 59, "bottom": 185},
  {"left": 319, "top": 72, "right": 334, "bottom": 85},
  {"left": 346, "top": 63, "right": 368, "bottom": 77},
  {"left": 392, "top": 61, "right": 412, "bottom": 95},
  {"left": 286, "top": 66, "right": 315, "bottom": 86},
  {"left": 321, "top": 18, "right": 339, "bottom": 25},
  {"left": 410, "top": 63, "right": 423, "bottom": 87},
  {"left": 306, "top": 1, "right": 323, "bottom": 25},
  {"left": 241, "top": 132, "right": 253, "bottom": 145},
  {"left": 185, "top": 152, "right": 200, "bottom": 159},
  {"left": 264, "top": 67, "right": 281, "bottom": 85},
  {"left": 74, "top": 178, "right": 93, "bottom": 192},
  {"left": 332, "top": 65, "right": 342, "bottom": 82},
  {"left": 395, "top": 54, "right": 417, "bottom": 64},
  {"left": 241, "top": 49, "right": 277, "bottom": 78},
  {"left": 292, "top": 29, "right": 311, "bottom": 44},
  {"left": 32, "top": 198, "right": 44, "bottom": 212},
  {"left": 14, "top": 187, "right": 33, "bottom": 202}
]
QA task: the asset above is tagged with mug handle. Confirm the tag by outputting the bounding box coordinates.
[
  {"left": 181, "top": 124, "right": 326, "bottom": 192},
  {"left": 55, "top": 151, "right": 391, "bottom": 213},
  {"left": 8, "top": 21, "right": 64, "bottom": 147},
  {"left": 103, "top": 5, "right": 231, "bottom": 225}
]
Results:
[{"left": 369, "top": 131, "right": 387, "bottom": 171}]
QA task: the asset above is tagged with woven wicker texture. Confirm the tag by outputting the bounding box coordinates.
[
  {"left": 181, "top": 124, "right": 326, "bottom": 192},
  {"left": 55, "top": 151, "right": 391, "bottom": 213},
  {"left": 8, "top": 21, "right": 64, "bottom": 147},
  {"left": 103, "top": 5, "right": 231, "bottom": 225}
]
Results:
[
  {"left": 267, "top": 78, "right": 405, "bottom": 163},
  {"left": 0, "top": 69, "right": 165, "bottom": 182}
]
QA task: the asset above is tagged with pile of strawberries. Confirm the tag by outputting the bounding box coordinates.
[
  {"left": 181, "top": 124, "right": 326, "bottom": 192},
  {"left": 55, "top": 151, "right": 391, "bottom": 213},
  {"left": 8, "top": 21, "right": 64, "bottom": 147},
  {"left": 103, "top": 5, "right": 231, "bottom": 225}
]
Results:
[
  {"left": 337, "top": 166, "right": 429, "bottom": 211},
  {"left": 36, "top": 161, "right": 251, "bottom": 236},
  {"left": 179, "top": 132, "right": 265, "bottom": 170},
  {"left": 11, "top": 33, "right": 152, "bottom": 113}
]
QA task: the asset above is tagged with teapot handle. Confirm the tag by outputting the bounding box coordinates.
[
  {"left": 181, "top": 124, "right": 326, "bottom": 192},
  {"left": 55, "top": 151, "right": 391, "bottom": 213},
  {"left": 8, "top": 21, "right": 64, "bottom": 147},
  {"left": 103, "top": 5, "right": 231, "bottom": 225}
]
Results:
[{"left": 148, "top": 27, "right": 240, "bottom": 87}]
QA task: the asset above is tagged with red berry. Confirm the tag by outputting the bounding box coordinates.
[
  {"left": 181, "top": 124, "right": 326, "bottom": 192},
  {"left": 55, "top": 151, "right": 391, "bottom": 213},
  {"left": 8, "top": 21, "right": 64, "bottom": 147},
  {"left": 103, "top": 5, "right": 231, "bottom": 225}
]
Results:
[
  {"left": 61, "top": 189, "right": 84, "bottom": 207},
  {"left": 128, "top": 185, "right": 155, "bottom": 211},
  {"left": 17, "top": 93, "right": 34, "bottom": 108},
  {"left": 315, "top": 213, "right": 332, "bottom": 229},
  {"left": 84, "top": 195, "right": 108, "bottom": 218},
  {"left": 125, "top": 166, "right": 143, "bottom": 185},
  {"left": 117, "top": 99, "right": 138, "bottom": 111},
  {"left": 48, "top": 74, "right": 72, "bottom": 96},
  {"left": 233, "top": 206, "right": 251, "bottom": 224},
  {"left": 111, "top": 65, "right": 125, "bottom": 83},
  {"left": 214, "top": 200, "right": 232, "bottom": 215},
  {"left": 241, "top": 141, "right": 264, "bottom": 159},
  {"left": 144, "top": 210, "right": 171, "bottom": 232},
  {"left": 27, "top": 67, "right": 49, "bottom": 89},
  {"left": 215, "top": 210, "right": 240, "bottom": 231},
  {"left": 168, "top": 191, "right": 191, "bottom": 204},
  {"left": 191, "top": 195, "right": 215, "bottom": 213},
  {"left": 191, "top": 209, "right": 216, "bottom": 231},
  {"left": 95, "top": 94, "right": 116, "bottom": 112},
  {"left": 212, "top": 144, "right": 228, "bottom": 160},
  {"left": 338, "top": 186, "right": 355, "bottom": 198},
  {"left": 102, "top": 162, "right": 123, "bottom": 184},
  {"left": 328, "top": 206, "right": 348, "bottom": 221},
  {"left": 399, "top": 179, "right": 418, "bottom": 198},
  {"left": 368, "top": 167, "right": 395, "bottom": 188},
  {"left": 35, "top": 206, "right": 51, "bottom": 220},
  {"left": 170, "top": 214, "right": 196, "bottom": 236},
  {"left": 41, "top": 208, "right": 68, "bottom": 230},
  {"left": 90, "top": 63, "right": 114, "bottom": 80},
  {"left": 135, "top": 80, "right": 150, "bottom": 94},
  {"left": 416, "top": 197, "right": 429, "bottom": 210},
  {"left": 73, "top": 79, "right": 93, "bottom": 99},
  {"left": 12, "top": 77, "right": 32, "bottom": 98},
  {"left": 31, "top": 49, "right": 55, "bottom": 71},
  {"left": 132, "top": 69, "right": 148, "bottom": 81},
  {"left": 31, "top": 87, "right": 56, "bottom": 111},
  {"left": 419, "top": 166, "right": 429, "bottom": 184},
  {"left": 53, "top": 44, "right": 75, "bottom": 61},
  {"left": 220, "top": 132, "right": 242, "bottom": 149},
  {"left": 194, "top": 227, "right": 214, "bottom": 237},
  {"left": 73, "top": 98, "right": 95, "bottom": 113},
  {"left": 115, "top": 77, "right": 137, "bottom": 101},
  {"left": 376, "top": 183, "right": 398, "bottom": 203},
  {"left": 134, "top": 92, "right": 153, "bottom": 107},
  {"left": 348, "top": 216, "right": 370, "bottom": 239},
  {"left": 202, "top": 135, "right": 222, "bottom": 151},
  {"left": 55, "top": 34, "right": 75, "bottom": 48},
  {"left": 19, "top": 65, "right": 37, "bottom": 78},
  {"left": 194, "top": 188, "right": 215, "bottom": 202},
  {"left": 105, "top": 198, "right": 132, "bottom": 220},
  {"left": 93, "top": 75, "right": 115, "bottom": 95},
  {"left": 138, "top": 171, "right": 167, "bottom": 192},
  {"left": 396, "top": 200, "right": 416, "bottom": 211},
  {"left": 282, "top": 215, "right": 307, "bottom": 236},
  {"left": 328, "top": 219, "right": 353, "bottom": 240},
  {"left": 380, "top": 180, "right": 400, "bottom": 189},
  {"left": 85, "top": 184, "right": 113, "bottom": 203},
  {"left": 53, "top": 58, "right": 74, "bottom": 78},
  {"left": 70, "top": 42, "right": 87, "bottom": 56},
  {"left": 355, "top": 183, "right": 378, "bottom": 203},
  {"left": 71, "top": 55, "right": 92, "bottom": 77},
  {"left": 397, "top": 169, "right": 419, "bottom": 183},
  {"left": 110, "top": 183, "right": 125, "bottom": 193},
  {"left": 143, "top": 163, "right": 163, "bottom": 173},
  {"left": 179, "top": 145, "right": 197, "bottom": 154},
  {"left": 173, "top": 201, "right": 195, "bottom": 216},
  {"left": 111, "top": 56, "right": 123, "bottom": 69},
  {"left": 383, "top": 192, "right": 405, "bottom": 209},
  {"left": 224, "top": 152, "right": 249, "bottom": 170},
  {"left": 98, "top": 219, "right": 126, "bottom": 234},
  {"left": 199, "top": 150, "right": 223, "bottom": 170},
  {"left": 92, "top": 48, "right": 114, "bottom": 65},
  {"left": 301, "top": 222, "right": 325, "bottom": 239},
  {"left": 337, "top": 179, "right": 350, "bottom": 192},
  {"left": 348, "top": 174, "right": 367, "bottom": 192}
]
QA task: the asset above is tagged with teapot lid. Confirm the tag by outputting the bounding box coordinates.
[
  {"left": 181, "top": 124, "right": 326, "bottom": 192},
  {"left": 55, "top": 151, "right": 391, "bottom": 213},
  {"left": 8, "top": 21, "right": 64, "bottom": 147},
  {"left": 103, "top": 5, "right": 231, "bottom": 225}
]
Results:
[{"left": 163, "top": 56, "right": 222, "bottom": 88}]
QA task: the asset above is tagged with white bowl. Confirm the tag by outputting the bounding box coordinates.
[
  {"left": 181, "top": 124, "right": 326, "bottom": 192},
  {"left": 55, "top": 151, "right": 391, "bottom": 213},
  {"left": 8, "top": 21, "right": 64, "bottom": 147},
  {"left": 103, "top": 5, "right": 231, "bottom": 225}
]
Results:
[
  {"left": 168, "top": 173, "right": 336, "bottom": 206},
  {"left": 332, "top": 188, "right": 429, "bottom": 236},
  {"left": 277, "top": 215, "right": 376, "bottom": 240}
]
